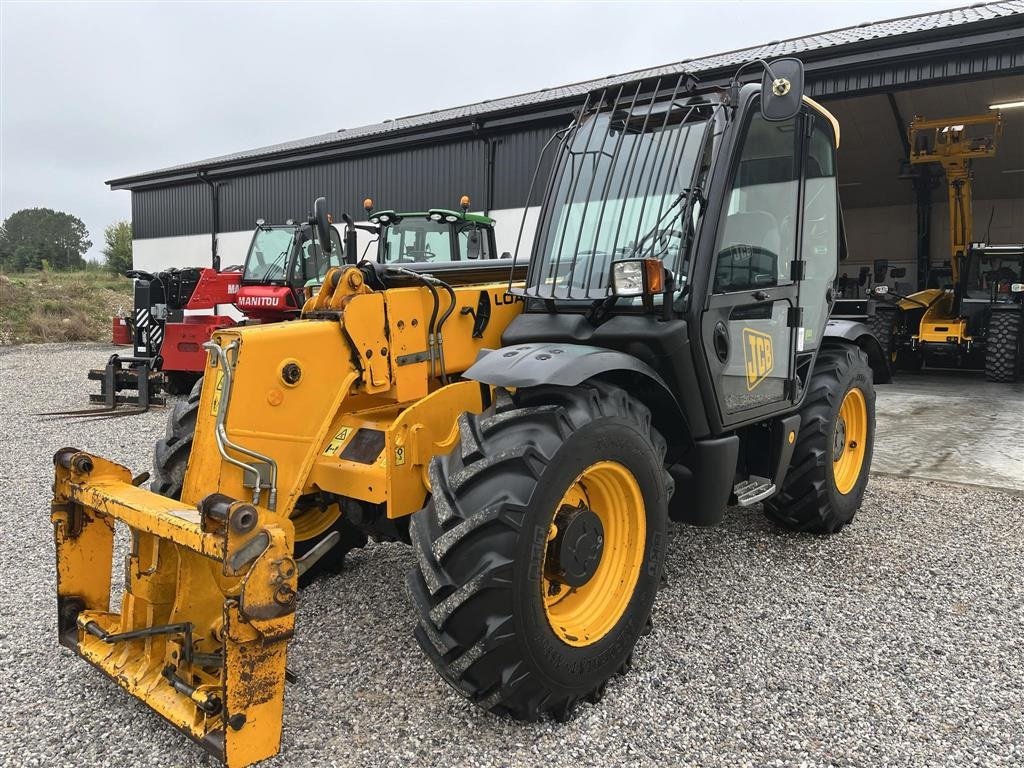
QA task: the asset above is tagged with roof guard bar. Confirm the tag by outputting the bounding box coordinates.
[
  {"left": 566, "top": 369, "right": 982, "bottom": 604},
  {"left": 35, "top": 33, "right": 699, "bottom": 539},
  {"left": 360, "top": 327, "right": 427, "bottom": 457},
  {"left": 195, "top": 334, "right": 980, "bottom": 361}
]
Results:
[{"left": 202, "top": 339, "right": 279, "bottom": 509}]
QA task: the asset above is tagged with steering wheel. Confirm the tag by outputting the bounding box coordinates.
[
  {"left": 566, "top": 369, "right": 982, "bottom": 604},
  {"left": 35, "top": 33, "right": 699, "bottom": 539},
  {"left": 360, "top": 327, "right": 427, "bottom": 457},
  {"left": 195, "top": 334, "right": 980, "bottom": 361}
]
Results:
[
  {"left": 714, "top": 244, "right": 778, "bottom": 292},
  {"left": 397, "top": 249, "right": 435, "bottom": 264}
]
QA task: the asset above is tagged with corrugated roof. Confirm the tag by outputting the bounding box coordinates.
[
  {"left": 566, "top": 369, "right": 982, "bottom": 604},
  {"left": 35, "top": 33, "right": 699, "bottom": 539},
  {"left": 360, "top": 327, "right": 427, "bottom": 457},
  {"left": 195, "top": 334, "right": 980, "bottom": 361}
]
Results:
[{"left": 109, "top": 1, "right": 1024, "bottom": 186}]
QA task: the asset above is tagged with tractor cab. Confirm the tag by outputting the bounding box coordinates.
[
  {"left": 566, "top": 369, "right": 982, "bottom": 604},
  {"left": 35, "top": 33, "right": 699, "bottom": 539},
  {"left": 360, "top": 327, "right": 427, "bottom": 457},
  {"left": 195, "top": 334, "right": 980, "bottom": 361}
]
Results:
[
  {"left": 961, "top": 243, "right": 1024, "bottom": 305},
  {"left": 366, "top": 198, "right": 500, "bottom": 265},
  {"left": 959, "top": 242, "right": 1024, "bottom": 332},
  {"left": 236, "top": 220, "right": 344, "bottom": 320}
]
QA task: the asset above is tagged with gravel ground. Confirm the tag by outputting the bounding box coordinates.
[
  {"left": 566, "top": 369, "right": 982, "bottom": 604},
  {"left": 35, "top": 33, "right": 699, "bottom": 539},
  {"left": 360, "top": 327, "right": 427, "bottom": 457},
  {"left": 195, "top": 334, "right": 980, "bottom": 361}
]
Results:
[{"left": 2, "top": 343, "right": 1022, "bottom": 767}]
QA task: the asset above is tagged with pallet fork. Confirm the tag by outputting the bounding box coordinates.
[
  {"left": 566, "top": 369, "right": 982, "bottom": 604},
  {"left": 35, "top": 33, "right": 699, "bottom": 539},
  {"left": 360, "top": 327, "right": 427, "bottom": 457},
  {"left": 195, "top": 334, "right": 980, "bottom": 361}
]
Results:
[
  {"left": 40, "top": 355, "right": 166, "bottom": 420},
  {"left": 88, "top": 354, "right": 166, "bottom": 410}
]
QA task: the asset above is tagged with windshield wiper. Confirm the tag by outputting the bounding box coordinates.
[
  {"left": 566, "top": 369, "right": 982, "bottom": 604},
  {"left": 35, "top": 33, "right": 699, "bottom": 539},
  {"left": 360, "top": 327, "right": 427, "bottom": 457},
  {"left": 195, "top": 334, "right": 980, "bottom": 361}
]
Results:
[
  {"left": 260, "top": 248, "right": 290, "bottom": 283},
  {"left": 628, "top": 189, "right": 698, "bottom": 259}
]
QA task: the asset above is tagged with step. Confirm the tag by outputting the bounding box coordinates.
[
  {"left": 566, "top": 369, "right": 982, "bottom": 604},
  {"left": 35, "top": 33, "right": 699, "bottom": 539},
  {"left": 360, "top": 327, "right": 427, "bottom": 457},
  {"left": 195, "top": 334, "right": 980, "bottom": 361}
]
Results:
[{"left": 734, "top": 476, "right": 776, "bottom": 507}]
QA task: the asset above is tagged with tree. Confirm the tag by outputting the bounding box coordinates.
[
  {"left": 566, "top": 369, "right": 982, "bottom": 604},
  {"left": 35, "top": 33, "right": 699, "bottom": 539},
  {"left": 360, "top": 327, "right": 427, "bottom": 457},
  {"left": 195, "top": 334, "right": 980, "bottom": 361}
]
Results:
[
  {"left": 0, "top": 208, "right": 92, "bottom": 271},
  {"left": 102, "top": 221, "right": 133, "bottom": 274}
]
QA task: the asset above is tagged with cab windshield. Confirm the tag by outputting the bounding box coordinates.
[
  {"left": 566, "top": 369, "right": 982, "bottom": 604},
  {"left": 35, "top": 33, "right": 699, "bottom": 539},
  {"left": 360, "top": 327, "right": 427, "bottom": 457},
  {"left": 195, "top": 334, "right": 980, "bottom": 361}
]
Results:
[
  {"left": 525, "top": 99, "right": 713, "bottom": 300},
  {"left": 243, "top": 228, "right": 295, "bottom": 282},
  {"left": 963, "top": 248, "right": 1024, "bottom": 301},
  {"left": 243, "top": 226, "right": 343, "bottom": 284},
  {"left": 381, "top": 219, "right": 452, "bottom": 263}
]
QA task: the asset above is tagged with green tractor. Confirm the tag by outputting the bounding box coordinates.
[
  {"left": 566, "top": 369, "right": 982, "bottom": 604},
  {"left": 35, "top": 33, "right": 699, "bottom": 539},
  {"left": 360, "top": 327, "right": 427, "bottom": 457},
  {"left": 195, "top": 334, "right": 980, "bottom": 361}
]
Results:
[{"left": 362, "top": 195, "right": 504, "bottom": 265}]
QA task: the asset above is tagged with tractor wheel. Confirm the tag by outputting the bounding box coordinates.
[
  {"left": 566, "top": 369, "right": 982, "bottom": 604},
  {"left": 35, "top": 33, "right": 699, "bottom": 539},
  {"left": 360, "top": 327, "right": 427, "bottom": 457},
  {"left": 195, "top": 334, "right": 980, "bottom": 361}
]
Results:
[
  {"left": 984, "top": 311, "right": 1022, "bottom": 383},
  {"left": 150, "top": 376, "right": 364, "bottom": 583},
  {"left": 895, "top": 348, "right": 923, "bottom": 372},
  {"left": 408, "top": 382, "right": 671, "bottom": 721},
  {"left": 163, "top": 371, "right": 202, "bottom": 397},
  {"left": 764, "top": 344, "right": 874, "bottom": 534},
  {"left": 150, "top": 376, "right": 205, "bottom": 498},
  {"left": 868, "top": 305, "right": 896, "bottom": 361}
]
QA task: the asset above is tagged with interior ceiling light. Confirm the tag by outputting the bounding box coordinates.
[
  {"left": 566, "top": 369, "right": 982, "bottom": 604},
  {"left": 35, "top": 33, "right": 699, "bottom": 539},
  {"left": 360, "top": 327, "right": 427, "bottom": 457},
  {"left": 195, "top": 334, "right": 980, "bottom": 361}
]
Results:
[{"left": 988, "top": 100, "right": 1024, "bottom": 110}]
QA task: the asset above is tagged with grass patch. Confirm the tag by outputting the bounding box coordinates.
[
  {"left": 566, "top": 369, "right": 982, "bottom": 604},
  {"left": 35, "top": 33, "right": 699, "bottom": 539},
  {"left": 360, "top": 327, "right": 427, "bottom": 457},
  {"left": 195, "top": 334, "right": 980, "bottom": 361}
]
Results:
[{"left": 0, "top": 270, "right": 134, "bottom": 345}]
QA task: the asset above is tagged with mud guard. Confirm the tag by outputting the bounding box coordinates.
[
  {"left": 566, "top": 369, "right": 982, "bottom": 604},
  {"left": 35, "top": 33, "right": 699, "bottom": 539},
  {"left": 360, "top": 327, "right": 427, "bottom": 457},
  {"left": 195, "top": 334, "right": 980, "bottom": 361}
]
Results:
[
  {"left": 824, "top": 319, "right": 892, "bottom": 384},
  {"left": 463, "top": 342, "right": 690, "bottom": 442}
]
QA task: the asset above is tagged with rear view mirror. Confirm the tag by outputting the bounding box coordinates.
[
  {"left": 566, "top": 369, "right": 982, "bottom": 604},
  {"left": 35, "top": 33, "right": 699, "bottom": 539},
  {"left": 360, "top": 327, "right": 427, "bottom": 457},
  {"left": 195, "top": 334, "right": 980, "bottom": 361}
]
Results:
[
  {"left": 760, "top": 58, "right": 804, "bottom": 122},
  {"left": 466, "top": 232, "right": 481, "bottom": 260},
  {"left": 873, "top": 259, "right": 889, "bottom": 284},
  {"left": 313, "top": 197, "right": 332, "bottom": 254}
]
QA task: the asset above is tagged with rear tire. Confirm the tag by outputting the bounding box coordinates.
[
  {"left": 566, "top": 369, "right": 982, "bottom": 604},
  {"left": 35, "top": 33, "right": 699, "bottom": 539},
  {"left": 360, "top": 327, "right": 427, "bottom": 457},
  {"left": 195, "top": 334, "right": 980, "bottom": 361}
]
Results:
[
  {"left": 150, "top": 376, "right": 363, "bottom": 583},
  {"left": 408, "top": 382, "right": 671, "bottom": 721},
  {"left": 984, "top": 310, "right": 1022, "bottom": 383},
  {"left": 765, "top": 344, "right": 875, "bottom": 534}
]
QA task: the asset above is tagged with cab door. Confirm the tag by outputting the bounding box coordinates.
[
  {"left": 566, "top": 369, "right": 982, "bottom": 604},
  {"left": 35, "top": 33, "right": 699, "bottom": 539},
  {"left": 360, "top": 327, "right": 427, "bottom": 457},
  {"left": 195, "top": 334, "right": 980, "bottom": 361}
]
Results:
[
  {"left": 699, "top": 104, "right": 841, "bottom": 428},
  {"left": 699, "top": 106, "right": 803, "bottom": 427}
]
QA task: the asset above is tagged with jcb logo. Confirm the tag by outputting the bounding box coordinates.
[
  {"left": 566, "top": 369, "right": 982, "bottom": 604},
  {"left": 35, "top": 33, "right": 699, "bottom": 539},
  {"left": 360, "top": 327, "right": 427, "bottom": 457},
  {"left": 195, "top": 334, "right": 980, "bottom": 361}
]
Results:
[{"left": 743, "top": 328, "right": 774, "bottom": 391}]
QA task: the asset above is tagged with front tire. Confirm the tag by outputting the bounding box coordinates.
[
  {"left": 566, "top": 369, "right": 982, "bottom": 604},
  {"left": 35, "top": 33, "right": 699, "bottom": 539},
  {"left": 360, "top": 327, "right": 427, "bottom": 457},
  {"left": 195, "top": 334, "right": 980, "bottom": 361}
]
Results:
[
  {"left": 149, "top": 376, "right": 364, "bottom": 583},
  {"left": 408, "top": 382, "right": 671, "bottom": 720},
  {"left": 765, "top": 344, "right": 875, "bottom": 534}
]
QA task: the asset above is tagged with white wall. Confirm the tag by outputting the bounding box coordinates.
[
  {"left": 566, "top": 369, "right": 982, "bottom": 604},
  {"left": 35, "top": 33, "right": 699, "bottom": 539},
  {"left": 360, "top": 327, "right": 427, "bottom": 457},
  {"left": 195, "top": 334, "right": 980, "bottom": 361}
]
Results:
[
  {"left": 134, "top": 198, "right": 1019, "bottom": 285},
  {"left": 132, "top": 207, "right": 544, "bottom": 272},
  {"left": 487, "top": 206, "right": 540, "bottom": 259}
]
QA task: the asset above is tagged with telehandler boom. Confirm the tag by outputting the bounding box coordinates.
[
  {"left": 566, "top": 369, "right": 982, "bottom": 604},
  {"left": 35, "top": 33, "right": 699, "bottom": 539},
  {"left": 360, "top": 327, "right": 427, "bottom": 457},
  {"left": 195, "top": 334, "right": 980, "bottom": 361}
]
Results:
[{"left": 51, "top": 58, "right": 888, "bottom": 767}]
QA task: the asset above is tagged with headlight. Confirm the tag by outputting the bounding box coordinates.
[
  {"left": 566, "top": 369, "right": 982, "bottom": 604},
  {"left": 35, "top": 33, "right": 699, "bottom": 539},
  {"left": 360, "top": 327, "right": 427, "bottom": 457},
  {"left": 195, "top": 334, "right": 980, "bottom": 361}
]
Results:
[
  {"left": 429, "top": 212, "right": 443, "bottom": 222},
  {"left": 610, "top": 258, "right": 665, "bottom": 297}
]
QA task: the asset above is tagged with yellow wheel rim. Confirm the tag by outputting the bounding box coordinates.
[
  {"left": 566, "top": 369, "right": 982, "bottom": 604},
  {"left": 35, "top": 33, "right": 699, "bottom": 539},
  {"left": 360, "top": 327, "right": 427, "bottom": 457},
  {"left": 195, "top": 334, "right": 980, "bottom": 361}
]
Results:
[
  {"left": 290, "top": 502, "right": 341, "bottom": 543},
  {"left": 832, "top": 388, "right": 868, "bottom": 495},
  {"left": 542, "top": 461, "right": 646, "bottom": 647}
]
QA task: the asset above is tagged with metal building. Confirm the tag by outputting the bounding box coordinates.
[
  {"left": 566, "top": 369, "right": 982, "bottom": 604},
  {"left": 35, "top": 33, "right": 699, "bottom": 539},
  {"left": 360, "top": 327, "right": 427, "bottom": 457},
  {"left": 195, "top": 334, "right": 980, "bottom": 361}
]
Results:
[{"left": 110, "top": 2, "right": 1024, "bottom": 288}]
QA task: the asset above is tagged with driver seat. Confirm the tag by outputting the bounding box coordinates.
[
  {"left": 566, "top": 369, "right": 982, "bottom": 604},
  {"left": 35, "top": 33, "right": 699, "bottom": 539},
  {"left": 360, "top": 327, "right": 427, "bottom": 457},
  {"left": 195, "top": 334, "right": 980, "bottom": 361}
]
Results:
[{"left": 720, "top": 211, "right": 781, "bottom": 257}]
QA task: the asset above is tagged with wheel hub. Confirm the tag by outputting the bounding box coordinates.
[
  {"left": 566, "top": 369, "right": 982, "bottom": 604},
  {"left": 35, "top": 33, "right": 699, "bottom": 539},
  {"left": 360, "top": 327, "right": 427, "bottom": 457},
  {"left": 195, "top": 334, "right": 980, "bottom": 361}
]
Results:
[
  {"left": 833, "top": 416, "right": 847, "bottom": 460},
  {"left": 546, "top": 503, "right": 604, "bottom": 588}
]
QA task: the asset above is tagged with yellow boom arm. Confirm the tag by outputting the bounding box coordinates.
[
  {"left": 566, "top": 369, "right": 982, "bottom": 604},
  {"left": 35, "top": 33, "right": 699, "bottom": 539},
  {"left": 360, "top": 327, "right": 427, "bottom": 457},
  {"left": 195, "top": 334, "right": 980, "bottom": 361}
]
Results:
[{"left": 908, "top": 111, "right": 1003, "bottom": 285}]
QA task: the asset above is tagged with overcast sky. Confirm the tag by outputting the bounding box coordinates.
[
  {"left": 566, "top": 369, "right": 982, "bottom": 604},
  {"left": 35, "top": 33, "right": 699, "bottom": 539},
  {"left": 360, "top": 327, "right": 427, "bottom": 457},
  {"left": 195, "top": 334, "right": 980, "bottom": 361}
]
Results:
[{"left": 1, "top": 0, "right": 968, "bottom": 261}]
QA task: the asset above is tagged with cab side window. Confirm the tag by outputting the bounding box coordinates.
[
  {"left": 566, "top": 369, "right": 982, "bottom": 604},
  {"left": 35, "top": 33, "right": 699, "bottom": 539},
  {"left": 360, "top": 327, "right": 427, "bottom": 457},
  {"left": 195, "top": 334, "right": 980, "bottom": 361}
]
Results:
[
  {"left": 713, "top": 110, "right": 800, "bottom": 293},
  {"left": 799, "top": 115, "right": 839, "bottom": 349}
]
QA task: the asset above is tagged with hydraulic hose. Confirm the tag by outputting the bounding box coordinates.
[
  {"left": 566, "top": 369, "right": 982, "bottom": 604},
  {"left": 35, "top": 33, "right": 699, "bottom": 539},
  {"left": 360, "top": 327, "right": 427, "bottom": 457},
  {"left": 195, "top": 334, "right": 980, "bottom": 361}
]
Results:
[{"left": 388, "top": 267, "right": 441, "bottom": 380}]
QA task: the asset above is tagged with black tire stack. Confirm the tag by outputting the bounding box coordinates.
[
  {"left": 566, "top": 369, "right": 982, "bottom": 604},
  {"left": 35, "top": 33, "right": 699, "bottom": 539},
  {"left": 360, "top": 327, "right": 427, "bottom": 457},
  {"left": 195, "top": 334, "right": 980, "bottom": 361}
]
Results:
[
  {"left": 868, "top": 305, "right": 896, "bottom": 361},
  {"left": 984, "top": 310, "right": 1022, "bottom": 383}
]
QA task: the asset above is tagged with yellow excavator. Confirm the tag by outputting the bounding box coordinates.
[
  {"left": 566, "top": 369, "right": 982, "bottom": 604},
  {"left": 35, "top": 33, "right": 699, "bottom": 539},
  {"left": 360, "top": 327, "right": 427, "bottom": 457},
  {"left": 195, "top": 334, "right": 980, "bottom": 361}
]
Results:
[
  {"left": 874, "top": 110, "right": 1024, "bottom": 380},
  {"left": 50, "top": 59, "right": 892, "bottom": 767}
]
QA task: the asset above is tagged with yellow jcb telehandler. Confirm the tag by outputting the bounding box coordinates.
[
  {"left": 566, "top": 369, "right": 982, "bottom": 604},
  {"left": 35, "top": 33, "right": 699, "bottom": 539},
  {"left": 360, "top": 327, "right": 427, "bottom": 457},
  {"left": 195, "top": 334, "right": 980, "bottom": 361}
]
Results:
[
  {"left": 50, "top": 58, "right": 890, "bottom": 767},
  {"left": 871, "top": 111, "right": 1024, "bottom": 380}
]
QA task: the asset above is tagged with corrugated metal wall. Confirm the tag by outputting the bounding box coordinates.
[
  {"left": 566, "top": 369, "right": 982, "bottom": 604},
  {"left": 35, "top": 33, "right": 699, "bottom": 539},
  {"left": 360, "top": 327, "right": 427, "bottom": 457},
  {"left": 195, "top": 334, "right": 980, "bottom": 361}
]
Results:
[
  {"left": 131, "top": 124, "right": 562, "bottom": 239},
  {"left": 129, "top": 35, "right": 1023, "bottom": 241}
]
